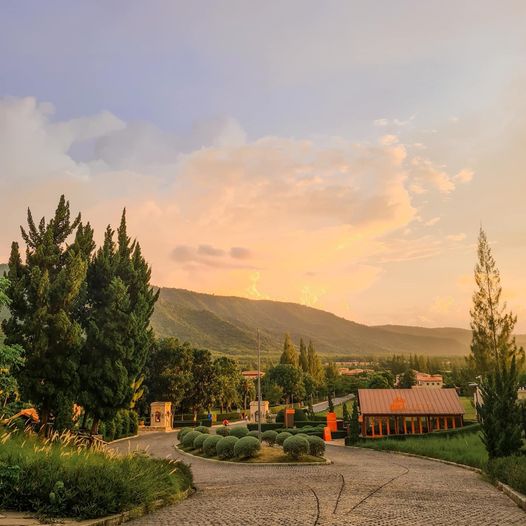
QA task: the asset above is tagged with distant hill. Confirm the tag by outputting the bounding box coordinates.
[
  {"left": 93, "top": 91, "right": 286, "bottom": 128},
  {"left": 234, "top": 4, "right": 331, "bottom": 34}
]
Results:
[{"left": 2, "top": 260, "right": 525, "bottom": 359}]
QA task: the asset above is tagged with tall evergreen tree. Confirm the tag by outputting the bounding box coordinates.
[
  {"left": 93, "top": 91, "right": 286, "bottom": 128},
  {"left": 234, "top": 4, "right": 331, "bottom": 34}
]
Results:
[
  {"left": 469, "top": 228, "right": 524, "bottom": 374},
  {"left": 299, "top": 338, "right": 308, "bottom": 372},
  {"left": 307, "top": 340, "right": 324, "bottom": 383},
  {"left": 2, "top": 196, "right": 91, "bottom": 431},
  {"left": 348, "top": 398, "right": 360, "bottom": 444},
  {"left": 280, "top": 333, "right": 298, "bottom": 367}
]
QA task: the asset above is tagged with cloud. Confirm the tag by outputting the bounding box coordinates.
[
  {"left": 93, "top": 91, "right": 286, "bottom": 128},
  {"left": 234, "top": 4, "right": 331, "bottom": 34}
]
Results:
[
  {"left": 454, "top": 168, "right": 474, "bottom": 183},
  {"left": 446, "top": 233, "right": 467, "bottom": 242},
  {"left": 410, "top": 156, "right": 456, "bottom": 194},
  {"left": 424, "top": 216, "right": 441, "bottom": 226}
]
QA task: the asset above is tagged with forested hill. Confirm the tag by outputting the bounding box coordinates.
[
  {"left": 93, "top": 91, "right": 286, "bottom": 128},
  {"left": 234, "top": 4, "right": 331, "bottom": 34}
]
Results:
[{"left": 152, "top": 287, "right": 506, "bottom": 359}]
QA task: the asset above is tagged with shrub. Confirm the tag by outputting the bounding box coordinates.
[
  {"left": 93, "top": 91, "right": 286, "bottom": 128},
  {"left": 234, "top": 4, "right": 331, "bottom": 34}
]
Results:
[
  {"left": 177, "top": 427, "right": 193, "bottom": 441},
  {"left": 276, "top": 431, "right": 292, "bottom": 446},
  {"left": 104, "top": 420, "right": 115, "bottom": 442},
  {"left": 261, "top": 430, "right": 278, "bottom": 446},
  {"left": 193, "top": 433, "right": 208, "bottom": 452},
  {"left": 306, "top": 436, "right": 325, "bottom": 457},
  {"left": 283, "top": 436, "right": 310, "bottom": 460},
  {"left": 182, "top": 431, "right": 202, "bottom": 449},
  {"left": 229, "top": 426, "right": 249, "bottom": 438},
  {"left": 296, "top": 433, "right": 309, "bottom": 438},
  {"left": 216, "top": 426, "right": 230, "bottom": 437},
  {"left": 247, "top": 430, "right": 260, "bottom": 438},
  {"left": 129, "top": 412, "right": 139, "bottom": 435},
  {"left": 0, "top": 430, "right": 193, "bottom": 519},
  {"left": 276, "top": 409, "right": 307, "bottom": 423},
  {"left": 216, "top": 436, "right": 239, "bottom": 459},
  {"left": 203, "top": 435, "right": 223, "bottom": 457},
  {"left": 194, "top": 426, "right": 210, "bottom": 434},
  {"left": 234, "top": 436, "right": 261, "bottom": 459},
  {"left": 487, "top": 456, "right": 526, "bottom": 495}
]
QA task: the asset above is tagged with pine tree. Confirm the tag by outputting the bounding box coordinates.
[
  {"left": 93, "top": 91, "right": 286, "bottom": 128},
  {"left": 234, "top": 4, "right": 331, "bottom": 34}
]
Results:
[
  {"left": 299, "top": 338, "right": 309, "bottom": 372},
  {"left": 307, "top": 340, "right": 324, "bottom": 384},
  {"left": 477, "top": 356, "right": 522, "bottom": 458},
  {"left": 399, "top": 369, "right": 417, "bottom": 388},
  {"left": 348, "top": 399, "right": 360, "bottom": 444},
  {"left": 327, "top": 391, "right": 335, "bottom": 413},
  {"left": 280, "top": 334, "right": 298, "bottom": 367},
  {"left": 342, "top": 402, "right": 350, "bottom": 423},
  {"left": 469, "top": 228, "right": 524, "bottom": 374},
  {"left": 2, "top": 196, "right": 91, "bottom": 432}
]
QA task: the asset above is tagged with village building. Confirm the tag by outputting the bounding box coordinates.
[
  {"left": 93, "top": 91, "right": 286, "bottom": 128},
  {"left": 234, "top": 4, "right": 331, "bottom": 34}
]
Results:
[
  {"left": 338, "top": 367, "right": 374, "bottom": 376},
  {"left": 414, "top": 371, "right": 444, "bottom": 388},
  {"left": 358, "top": 388, "right": 464, "bottom": 437},
  {"left": 241, "top": 370, "right": 265, "bottom": 380}
]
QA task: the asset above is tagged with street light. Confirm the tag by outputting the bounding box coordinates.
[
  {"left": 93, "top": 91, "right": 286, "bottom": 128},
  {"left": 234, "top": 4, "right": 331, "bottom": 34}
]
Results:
[{"left": 257, "top": 328, "right": 262, "bottom": 440}]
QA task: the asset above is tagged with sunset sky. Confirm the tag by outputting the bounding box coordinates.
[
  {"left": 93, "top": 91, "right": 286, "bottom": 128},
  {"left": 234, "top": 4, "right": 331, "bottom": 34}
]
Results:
[{"left": 1, "top": 1, "right": 525, "bottom": 330}]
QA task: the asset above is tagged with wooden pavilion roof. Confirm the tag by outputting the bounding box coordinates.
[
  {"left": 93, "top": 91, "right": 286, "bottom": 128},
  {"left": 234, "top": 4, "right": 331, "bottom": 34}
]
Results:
[{"left": 358, "top": 388, "right": 464, "bottom": 416}]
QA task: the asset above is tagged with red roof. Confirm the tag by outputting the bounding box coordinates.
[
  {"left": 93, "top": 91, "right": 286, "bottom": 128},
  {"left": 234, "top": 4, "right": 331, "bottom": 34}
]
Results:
[{"left": 358, "top": 388, "right": 464, "bottom": 416}]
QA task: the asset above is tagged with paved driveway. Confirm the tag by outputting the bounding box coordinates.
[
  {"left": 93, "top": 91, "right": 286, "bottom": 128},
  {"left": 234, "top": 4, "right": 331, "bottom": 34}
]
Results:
[{"left": 112, "top": 433, "right": 525, "bottom": 526}]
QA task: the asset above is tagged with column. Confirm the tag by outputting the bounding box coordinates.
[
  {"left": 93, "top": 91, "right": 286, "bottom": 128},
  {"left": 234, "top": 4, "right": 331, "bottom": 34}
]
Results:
[
  {"left": 403, "top": 417, "right": 407, "bottom": 434},
  {"left": 386, "top": 418, "right": 391, "bottom": 435},
  {"left": 410, "top": 416, "right": 415, "bottom": 434}
]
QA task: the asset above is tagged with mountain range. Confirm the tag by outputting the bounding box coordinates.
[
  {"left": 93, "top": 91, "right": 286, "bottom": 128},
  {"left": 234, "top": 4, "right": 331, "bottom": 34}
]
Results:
[{"left": 2, "top": 263, "right": 525, "bottom": 360}]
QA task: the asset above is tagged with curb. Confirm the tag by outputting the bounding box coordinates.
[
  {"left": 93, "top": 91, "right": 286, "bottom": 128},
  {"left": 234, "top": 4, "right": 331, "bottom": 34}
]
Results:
[
  {"left": 349, "top": 446, "right": 526, "bottom": 512},
  {"left": 175, "top": 446, "right": 333, "bottom": 466},
  {"left": 108, "top": 430, "right": 179, "bottom": 445}
]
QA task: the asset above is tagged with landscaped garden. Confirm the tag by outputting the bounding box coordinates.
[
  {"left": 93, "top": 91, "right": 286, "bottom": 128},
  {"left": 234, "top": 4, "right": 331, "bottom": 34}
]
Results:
[
  {"left": 176, "top": 425, "right": 328, "bottom": 463},
  {"left": 0, "top": 428, "right": 193, "bottom": 519}
]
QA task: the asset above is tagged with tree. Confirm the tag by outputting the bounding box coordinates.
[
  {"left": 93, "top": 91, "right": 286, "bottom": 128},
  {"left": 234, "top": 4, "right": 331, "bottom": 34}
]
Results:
[
  {"left": 327, "top": 391, "right": 335, "bottom": 413},
  {"left": 307, "top": 340, "right": 324, "bottom": 383},
  {"left": 280, "top": 334, "right": 298, "bottom": 367},
  {"left": 0, "top": 277, "right": 24, "bottom": 420},
  {"left": 399, "top": 369, "right": 417, "bottom": 389},
  {"left": 477, "top": 356, "right": 522, "bottom": 458},
  {"left": 214, "top": 356, "right": 241, "bottom": 412},
  {"left": 342, "top": 402, "right": 350, "bottom": 423},
  {"left": 325, "top": 362, "right": 340, "bottom": 396},
  {"left": 262, "top": 381, "right": 284, "bottom": 405},
  {"left": 469, "top": 228, "right": 524, "bottom": 375},
  {"left": 367, "top": 372, "right": 392, "bottom": 389},
  {"left": 239, "top": 376, "right": 256, "bottom": 410},
  {"left": 2, "top": 196, "right": 91, "bottom": 432},
  {"left": 348, "top": 399, "right": 360, "bottom": 445},
  {"left": 266, "top": 364, "right": 305, "bottom": 404},
  {"left": 183, "top": 349, "right": 217, "bottom": 418},
  {"left": 299, "top": 338, "right": 308, "bottom": 372}
]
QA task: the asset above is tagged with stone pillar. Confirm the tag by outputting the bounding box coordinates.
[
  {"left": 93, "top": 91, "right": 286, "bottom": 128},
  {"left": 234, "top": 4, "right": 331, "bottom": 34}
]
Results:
[
  {"left": 249, "top": 400, "right": 269, "bottom": 422},
  {"left": 150, "top": 401, "right": 172, "bottom": 431}
]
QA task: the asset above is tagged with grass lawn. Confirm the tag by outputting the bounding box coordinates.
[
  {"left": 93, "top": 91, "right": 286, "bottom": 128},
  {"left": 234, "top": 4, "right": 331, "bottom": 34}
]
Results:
[
  {"left": 357, "top": 431, "right": 487, "bottom": 469},
  {"left": 178, "top": 444, "right": 326, "bottom": 463},
  {"left": 459, "top": 396, "right": 477, "bottom": 421},
  {"left": 0, "top": 428, "right": 192, "bottom": 519},
  {"left": 315, "top": 401, "right": 348, "bottom": 418}
]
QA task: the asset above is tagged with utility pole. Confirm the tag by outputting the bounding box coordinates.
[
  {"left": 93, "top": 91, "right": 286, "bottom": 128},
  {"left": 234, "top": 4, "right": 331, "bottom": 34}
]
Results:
[{"left": 257, "top": 328, "right": 262, "bottom": 440}]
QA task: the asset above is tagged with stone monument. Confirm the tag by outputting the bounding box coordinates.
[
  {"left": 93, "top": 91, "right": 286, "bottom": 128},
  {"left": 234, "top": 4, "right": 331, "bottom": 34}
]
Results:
[
  {"left": 149, "top": 401, "right": 173, "bottom": 431},
  {"left": 249, "top": 400, "right": 269, "bottom": 423}
]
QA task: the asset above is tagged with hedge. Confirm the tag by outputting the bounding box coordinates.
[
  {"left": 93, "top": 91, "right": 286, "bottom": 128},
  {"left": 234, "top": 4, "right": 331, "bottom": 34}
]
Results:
[
  {"left": 283, "top": 435, "right": 309, "bottom": 460},
  {"left": 203, "top": 435, "right": 223, "bottom": 457},
  {"left": 173, "top": 420, "right": 212, "bottom": 428},
  {"left": 216, "top": 412, "right": 243, "bottom": 421},
  {"left": 234, "top": 436, "right": 261, "bottom": 459},
  {"left": 261, "top": 430, "right": 278, "bottom": 446},
  {"left": 487, "top": 456, "right": 526, "bottom": 495},
  {"left": 215, "top": 426, "right": 230, "bottom": 437},
  {"left": 193, "top": 433, "right": 208, "bottom": 452},
  {"left": 306, "top": 436, "right": 325, "bottom": 457},
  {"left": 182, "top": 431, "right": 202, "bottom": 448},
  {"left": 247, "top": 421, "right": 325, "bottom": 432},
  {"left": 276, "top": 409, "right": 308, "bottom": 423},
  {"left": 229, "top": 426, "right": 249, "bottom": 438},
  {"left": 276, "top": 432, "right": 292, "bottom": 446},
  {"left": 101, "top": 410, "right": 140, "bottom": 442},
  {"left": 216, "top": 436, "right": 239, "bottom": 459}
]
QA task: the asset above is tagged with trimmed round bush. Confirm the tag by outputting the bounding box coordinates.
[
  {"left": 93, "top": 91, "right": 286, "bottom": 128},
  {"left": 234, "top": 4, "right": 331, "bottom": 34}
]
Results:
[
  {"left": 247, "top": 430, "right": 260, "bottom": 438},
  {"left": 195, "top": 426, "right": 210, "bottom": 434},
  {"left": 193, "top": 433, "right": 208, "bottom": 452},
  {"left": 177, "top": 427, "right": 193, "bottom": 441},
  {"left": 216, "top": 426, "right": 230, "bottom": 437},
  {"left": 203, "top": 435, "right": 223, "bottom": 457},
  {"left": 261, "top": 430, "right": 278, "bottom": 446},
  {"left": 216, "top": 436, "right": 239, "bottom": 459},
  {"left": 234, "top": 436, "right": 261, "bottom": 459},
  {"left": 306, "top": 435, "right": 326, "bottom": 457},
  {"left": 276, "top": 431, "right": 292, "bottom": 446},
  {"left": 296, "top": 433, "right": 309, "bottom": 438},
  {"left": 182, "top": 430, "right": 202, "bottom": 448},
  {"left": 283, "top": 435, "right": 309, "bottom": 460},
  {"left": 229, "top": 426, "right": 249, "bottom": 438}
]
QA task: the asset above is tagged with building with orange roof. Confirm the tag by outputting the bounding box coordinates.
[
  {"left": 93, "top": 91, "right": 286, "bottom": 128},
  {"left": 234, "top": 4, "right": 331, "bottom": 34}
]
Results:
[
  {"left": 241, "top": 370, "right": 265, "bottom": 380},
  {"left": 358, "top": 388, "right": 464, "bottom": 437}
]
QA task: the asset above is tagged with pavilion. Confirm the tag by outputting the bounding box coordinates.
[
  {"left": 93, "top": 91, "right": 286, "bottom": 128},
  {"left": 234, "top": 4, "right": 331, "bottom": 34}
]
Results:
[{"left": 358, "top": 388, "right": 464, "bottom": 437}]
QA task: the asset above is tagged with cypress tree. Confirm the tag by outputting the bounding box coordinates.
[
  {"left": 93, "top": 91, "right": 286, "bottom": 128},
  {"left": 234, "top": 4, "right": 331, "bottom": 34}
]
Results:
[
  {"left": 342, "top": 401, "right": 350, "bottom": 423},
  {"left": 307, "top": 340, "right": 324, "bottom": 383},
  {"left": 280, "top": 334, "right": 298, "bottom": 367},
  {"left": 469, "top": 228, "right": 524, "bottom": 374},
  {"left": 2, "top": 196, "right": 91, "bottom": 432},
  {"left": 299, "top": 338, "right": 308, "bottom": 372},
  {"left": 348, "top": 399, "right": 360, "bottom": 444}
]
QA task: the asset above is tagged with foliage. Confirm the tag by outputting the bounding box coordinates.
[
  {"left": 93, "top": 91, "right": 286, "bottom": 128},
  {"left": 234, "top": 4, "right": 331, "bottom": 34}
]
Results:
[
  {"left": 477, "top": 356, "right": 522, "bottom": 458},
  {"left": 214, "top": 356, "right": 242, "bottom": 412},
  {"left": 229, "top": 426, "right": 249, "bottom": 438},
  {"left": 327, "top": 392, "right": 335, "bottom": 413},
  {"left": 193, "top": 433, "right": 208, "bottom": 452},
  {"left": 398, "top": 369, "right": 417, "bottom": 388},
  {"left": 348, "top": 399, "right": 360, "bottom": 445},
  {"left": 233, "top": 436, "right": 261, "bottom": 459},
  {"left": 216, "top": 436, "right": 239, "bottom": 459},
  {"left": 276, "top": 431, "right": 292, "bottom": 446},
  {"left": 279, "top": 334, "right": 298, "bottom": 367},
  {"left": 239, "top": 376, "right": 256, "bottom": 410},
  {"left": 202, "top": 435, "right": 222, "bottom": 456},
  {"left": 307, "top": 340, "right": 324, "bottom": 384},
  {"left": 182, "top": 430, "right": 202, "bottom": 448},
  {"left": 194, "top": 426, "right": 210, "bottom": 434},
  {"left": 0, "top": 429, "right": 192, "bottom": 519},
  {"left": 299, "top": 338, "right": 308, "bottom": 372},
  {"left": 2, "top": 196, "right": 91, "bottom": 431},
  {"left": 261, "top": 381, "right": 284, "bottom": 405},
  {"left": 283, "top": 435, "right": 309, "bottom": 460},
  {"left": 306, "top": 435, "right": 325, "bottom": 457},
  {"left": 247, "top": 430, "right": 260, "bottom": 437},
  {"left": 276, "top": 408, "right": 307, "bottom": 423},
  {"left": 324, "top": 362, "right": 339, "bottom": 396},
  {"left": 469, "top": 228, "right": 524, "bottom": 374},
  {"left": 261, "top": 430, "right": 278, "bottom": 446},
  {"left": 177, "top": 427, "right": 193, "bottom": 441},
  {"left": 367, "top": 371, "right": 394, "bottom": 389},
  {"left": 266, "top": 364, "right": 305, "bottom": 404},
  {"left": 216, "top": 426, "right": 230, "bottom": 437},
  {"left": 183, "top": 349, "right": 217, "bottom": 418}
]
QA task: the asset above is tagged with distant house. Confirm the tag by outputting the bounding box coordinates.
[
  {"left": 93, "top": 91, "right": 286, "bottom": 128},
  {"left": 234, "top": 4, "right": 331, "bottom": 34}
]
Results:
[
  {"left": 241, "top": 370, "right": 265, "bottom": 380},
  {"left": 358, "top": 388, "right": 464, "bottom": 437},
  {"left": 338, "top": 367, "right": 373, "bottom": 376},
  {"left": 414, "top": 371, "right": 444, "bottom": 389}
]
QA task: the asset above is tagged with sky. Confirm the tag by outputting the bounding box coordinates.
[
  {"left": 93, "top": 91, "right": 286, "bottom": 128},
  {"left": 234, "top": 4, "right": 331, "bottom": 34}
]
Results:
[{"left": 1, "top": 1, "right": 525, "bottom": 330}]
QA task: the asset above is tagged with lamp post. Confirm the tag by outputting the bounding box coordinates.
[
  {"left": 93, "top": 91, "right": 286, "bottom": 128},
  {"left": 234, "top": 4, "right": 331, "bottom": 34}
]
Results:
[{"left": 257, "top": 328, "right": 262, "bottom": 440}]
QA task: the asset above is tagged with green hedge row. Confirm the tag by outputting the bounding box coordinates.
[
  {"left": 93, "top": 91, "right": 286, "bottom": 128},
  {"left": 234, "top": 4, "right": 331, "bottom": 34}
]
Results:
[
  {"left": 247, "top": 421, "right": 327, "bottom": 432},
  {"left": 487, "top": 456, "right": 526, "bottom": 495},
  {"left": 100, "top": 410, "right": 139, "bottom": 442},
  {"left": 215, "top": 412, "right": 243, "bottom": 421},
  {"left": 172, "top": 420, "right": 212, "bottom": 428}
]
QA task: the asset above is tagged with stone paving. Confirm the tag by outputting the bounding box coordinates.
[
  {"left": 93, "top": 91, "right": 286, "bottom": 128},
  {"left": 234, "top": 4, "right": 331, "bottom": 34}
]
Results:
[{"left": 111, "top": 432, "right": 526, "bottom": 526}]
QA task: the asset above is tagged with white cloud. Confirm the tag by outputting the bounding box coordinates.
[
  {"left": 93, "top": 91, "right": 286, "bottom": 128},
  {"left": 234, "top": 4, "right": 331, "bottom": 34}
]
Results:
[
  {"left": 446, "top": 233, "right": 467, "bottom": 242},
  {"left": 454, "top": 168, "right": 474, "bottom": 183}
]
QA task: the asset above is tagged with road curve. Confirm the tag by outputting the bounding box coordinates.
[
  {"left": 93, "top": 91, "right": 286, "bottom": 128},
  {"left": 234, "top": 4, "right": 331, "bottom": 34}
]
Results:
[{"left": 111, "top": 432, "right": 525, "bottom": 526}]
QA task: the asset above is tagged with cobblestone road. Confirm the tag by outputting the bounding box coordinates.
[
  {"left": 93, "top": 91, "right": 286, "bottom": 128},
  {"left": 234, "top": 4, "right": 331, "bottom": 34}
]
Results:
[{"left": 112, "top": 433, "right": 525, "bottom": 526}]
